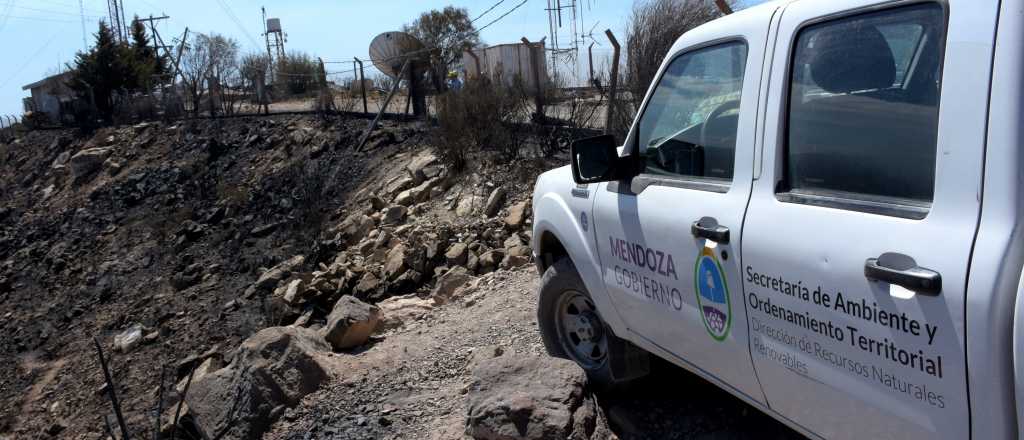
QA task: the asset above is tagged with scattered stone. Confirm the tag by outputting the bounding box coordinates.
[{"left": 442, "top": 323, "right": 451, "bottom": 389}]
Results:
[
  {"left": 251, "top": 255, "right": 305, "bottom": 293},
  {"left": 321, "top": 296, "right": 380, "bottom": 350},
  {"left": 479, "top": 249, "right": 506, "bottom": 271},
  {"left": 70, "top": 147, "right": 113, "bottom": 182},
  {"left": 384, "top": 244, "right": 408, "bottom": 280},
  {"left": 354, "top": 272, "right": 380, "bottom": 296},
  {"left": 275, "top": 278, "right": 307, "bottom": 305},
  {"left": 50, "top": 151, "right": 70, "bottom": 170},
  {"left": 250, "top": 221, "right": 282, "bottom": 238},
  {"left": 445, "top": 242, "right": 469, "bottom": 266},
  {"left": 114, "top": 324, "right": 144, "bottom": 353},
  {"left": 383, "top": 205, "right": 408, "bottom": 225},
  {"left": 501, "top": 255, "right": 531, "bottom": 269},
  {"left": 504, "top": 201, "right": 529, "bottom": 229},
  {"left": 432, "top": 266, "right": 474, "bottom": 305},
  {"left": 483, "top": 187, "right": 507, "bottom": 217},
  {"left": 456, "top": 195, "right": 483, "bottom": 217},
  {"left": 375, "top": 296, "right": 434, "bottom": 332}
]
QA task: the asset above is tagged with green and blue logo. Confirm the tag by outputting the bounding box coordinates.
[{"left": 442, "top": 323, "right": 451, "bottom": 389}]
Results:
[{"left": 695, "top": 247, "right": 731, "bottom": 341}]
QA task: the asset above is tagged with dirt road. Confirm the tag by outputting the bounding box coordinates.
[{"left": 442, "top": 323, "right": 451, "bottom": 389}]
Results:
[{"left": 267, "top": 267, "right": 803, "bottom": 440}]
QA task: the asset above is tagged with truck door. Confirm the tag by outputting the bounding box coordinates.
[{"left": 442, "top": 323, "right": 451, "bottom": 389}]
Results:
[
  {"left": 590, "top": 7, "right": 776, "bottom": 402},
  {"left": 742, "top": 0, "right": 997, "bottom": 438}
]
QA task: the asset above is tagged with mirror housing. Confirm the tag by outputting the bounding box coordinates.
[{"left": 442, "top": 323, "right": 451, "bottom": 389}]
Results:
[{"left": 570, "top": 135, "right": 637, "bottom": 184}]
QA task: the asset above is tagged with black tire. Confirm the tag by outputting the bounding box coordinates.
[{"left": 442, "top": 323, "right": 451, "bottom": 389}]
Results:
[{"left": 537, "top": 257, "right": 617, "bottom": 387}]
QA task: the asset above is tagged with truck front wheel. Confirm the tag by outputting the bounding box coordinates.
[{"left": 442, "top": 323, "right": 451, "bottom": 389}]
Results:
[{"left": 538, "top": 258, "right": 634, "bottom": 388}]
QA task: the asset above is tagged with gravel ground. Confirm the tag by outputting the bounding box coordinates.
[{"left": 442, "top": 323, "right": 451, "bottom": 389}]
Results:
[{"left": 266, "top": 267, "right": 804, "bottom": 440}]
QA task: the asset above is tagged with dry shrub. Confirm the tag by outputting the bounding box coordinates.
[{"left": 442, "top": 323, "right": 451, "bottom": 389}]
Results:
[
  {"left": 433, "top": 75, "right": 531, "bottom": 171},
  {"left": 606, "top": 0, "right": 725, "bottom": 140}
]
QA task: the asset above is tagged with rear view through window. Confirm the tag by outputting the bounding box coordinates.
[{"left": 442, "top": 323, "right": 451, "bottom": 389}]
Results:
[{"left": 785, "top": 4, "right": 945, "bottom": 205}]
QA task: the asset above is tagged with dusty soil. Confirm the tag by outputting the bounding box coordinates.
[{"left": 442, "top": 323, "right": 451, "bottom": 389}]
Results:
[{"left": 267, "top": 267, "right": 803, "bottom": 440}]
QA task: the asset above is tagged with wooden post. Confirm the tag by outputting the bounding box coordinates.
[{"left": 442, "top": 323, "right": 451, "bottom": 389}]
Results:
[
  {"left": 466, "top": 50, "right": 482, "bottom": 79},
  {"left": 604, "top": 29, "right": 620, "bottom": 136},
  {"left": 408, "top": 61, "right": 427, "bottom": 118},
  {"left": 520, "top": 37, "right": 545, "bottom": 121},
  {"left": 354, "top": 57, "right": 368, "bottom": 114}
]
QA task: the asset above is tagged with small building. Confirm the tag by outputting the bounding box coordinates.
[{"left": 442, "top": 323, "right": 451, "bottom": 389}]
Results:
[
  {"left": 463, "top": 42, "right": 550, "bottom": 93},
  {"left": 22, "top": 71, "right": 75, "bottom": 122}
]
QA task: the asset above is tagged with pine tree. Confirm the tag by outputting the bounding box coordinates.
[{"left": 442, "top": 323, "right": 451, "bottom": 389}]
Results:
[{"left": 69, "top": 21, "right": 133, "bottom": 121}]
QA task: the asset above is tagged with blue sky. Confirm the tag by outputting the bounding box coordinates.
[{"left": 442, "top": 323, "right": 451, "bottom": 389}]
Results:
[{"left": 0, "top": 0, "right": 759, "bottom": 117}]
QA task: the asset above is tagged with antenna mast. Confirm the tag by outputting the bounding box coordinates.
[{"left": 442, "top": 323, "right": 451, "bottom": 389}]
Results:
[{"left": 107, "top": 0, "right": 127, "bottom": 42}]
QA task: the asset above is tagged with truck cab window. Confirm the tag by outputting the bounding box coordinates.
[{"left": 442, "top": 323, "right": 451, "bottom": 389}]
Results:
[
  {"left": 637, "top": 42, "right": 747, "bottom": 181},
  {"left": 785, "top": 4, "right": 944, "bottom": 204}
]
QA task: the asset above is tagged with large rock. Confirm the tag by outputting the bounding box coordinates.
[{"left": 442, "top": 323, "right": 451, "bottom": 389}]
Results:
[
  {"left": 383, "top": 205, "right": 408, "bottom": 225},
  {"left": 456, "top": 195, "right": 485, "bottom": 217},
  {"left": 466, "top": 355, "right": 603, "bottom": 440},
  {"left": 336, "top": 214, "right": 375, "bottom": 245},
  {"left": 385, "top": 175, "right": 415, "bottom": 198},
  {"left": 484, "top": 187, "right": 508, "bottom": 217},
  {"left": 384, "top": 244, "right": 408, "bottom": 280},
  {"left": 406, "top": 150, "right": 438, "bottom": 180},
  {"left": 321, "top": 295, "right": 380, "bottom": 350},
  {"left": 70, "top": 147, "right": 114, "bottom": 182},
  {"left": 186, "top": 326, "right": 330, "bottom": 439},
  {"left": 445, "top": 242, "right": 469, "bottom": 266},
  {"left": 375, "top": 295, "right": 434, "bottom": 332},
  {"left": 432, "top": 266, "right": 474, "bottom": 305},
  {"left": 504, "top": 201, "right": 530, "bottom": 229},
  {"left": 394, "top": 178, "right": 441, "bottom": 206}
]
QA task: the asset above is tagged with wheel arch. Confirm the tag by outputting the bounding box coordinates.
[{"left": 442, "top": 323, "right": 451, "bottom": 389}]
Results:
[{"left": 532, "top": 189, "right": 628, "bottom": 334}]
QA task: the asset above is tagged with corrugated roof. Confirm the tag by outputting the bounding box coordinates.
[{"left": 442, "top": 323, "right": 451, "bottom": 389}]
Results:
[{"left": 22, "top": 71, "right": 72, "bottom": 91}]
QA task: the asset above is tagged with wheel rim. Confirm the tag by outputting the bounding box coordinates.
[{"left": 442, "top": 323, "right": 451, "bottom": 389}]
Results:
[{"left": 554, "top": 290, "right": 608, "bottom": 369}]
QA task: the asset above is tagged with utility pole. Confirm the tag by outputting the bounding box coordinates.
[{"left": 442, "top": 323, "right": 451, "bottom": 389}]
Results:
[
  {"left": 354, "top": 57, "right": 367, "bottom": 114},
  {"left": 521, "top": 37, "right": 545, "bottom": 121},
  {"left": 604, "top": 30, "right": 620, "bottom": 136}
]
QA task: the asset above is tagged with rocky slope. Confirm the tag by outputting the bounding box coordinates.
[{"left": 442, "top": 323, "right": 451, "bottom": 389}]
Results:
[{"left": 0, "top": 115, "right": 800, "bottom": 440}]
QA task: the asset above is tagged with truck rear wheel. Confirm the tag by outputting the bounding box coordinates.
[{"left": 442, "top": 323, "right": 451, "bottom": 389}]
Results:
[{"left": 538, "top": 258, "right": 624, "bottom": 388}]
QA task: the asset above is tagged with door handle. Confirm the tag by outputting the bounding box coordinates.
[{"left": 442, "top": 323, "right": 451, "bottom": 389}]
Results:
[
  {"left": 691, "top": 217, "right": 730, "bottom": 244},
  {"left": 864, "top": 252, "right": 941, "bottom": 295}
]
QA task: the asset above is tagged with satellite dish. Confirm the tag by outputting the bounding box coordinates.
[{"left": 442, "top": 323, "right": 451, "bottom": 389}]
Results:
[{"left": 369, "top": 32, "right": 429, "bottom": 79}]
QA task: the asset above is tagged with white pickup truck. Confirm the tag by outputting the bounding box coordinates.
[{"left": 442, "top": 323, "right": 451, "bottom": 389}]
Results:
[{"left": 531, "top": 0, "right": 1024, "bottom": 438}]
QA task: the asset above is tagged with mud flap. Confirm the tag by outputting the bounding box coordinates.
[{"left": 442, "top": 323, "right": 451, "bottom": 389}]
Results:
[{"left": 606, "top": 327, "right": 650, "bottom": 382}]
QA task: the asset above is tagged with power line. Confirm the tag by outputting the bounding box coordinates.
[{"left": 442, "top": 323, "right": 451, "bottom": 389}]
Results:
[
  {"left": 2, "top": 14, "right": 83, "bottom": 23},
  {"left": 213, "top": 0, "right": 261, "bottom": 49},
  {"left": 7, "top": 4, "right": 103, "bottom": 18},
  {"left": 0, "top": 30, "right": 62, "bottom": 89},
  {"left": 472, "top": 0, "right": 505, "bottom": 23},
  {"left": 0, "top": 0, "right": 17, "bottom": 33},
  {"left": 476, "top": 0, "right": 529, "bottom": 33}
]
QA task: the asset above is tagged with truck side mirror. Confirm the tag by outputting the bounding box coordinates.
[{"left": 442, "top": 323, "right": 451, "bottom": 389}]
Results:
[{"left": 570, "top": 135, "right": 636, "bottom": 184}]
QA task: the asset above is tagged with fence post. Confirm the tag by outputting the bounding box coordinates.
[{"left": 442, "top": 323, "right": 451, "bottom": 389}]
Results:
[
  {"left": 354, "top": 57, "right": 368, "bottom": 115},
  {"left": 588, "top": 42, "right": 596, "bottom": 88},
  {"left": 603, "top": 29, "right": 620, "bottom": 136},
  {"left": 520, "top": 37, "right": 545, "bottom": 121}
]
